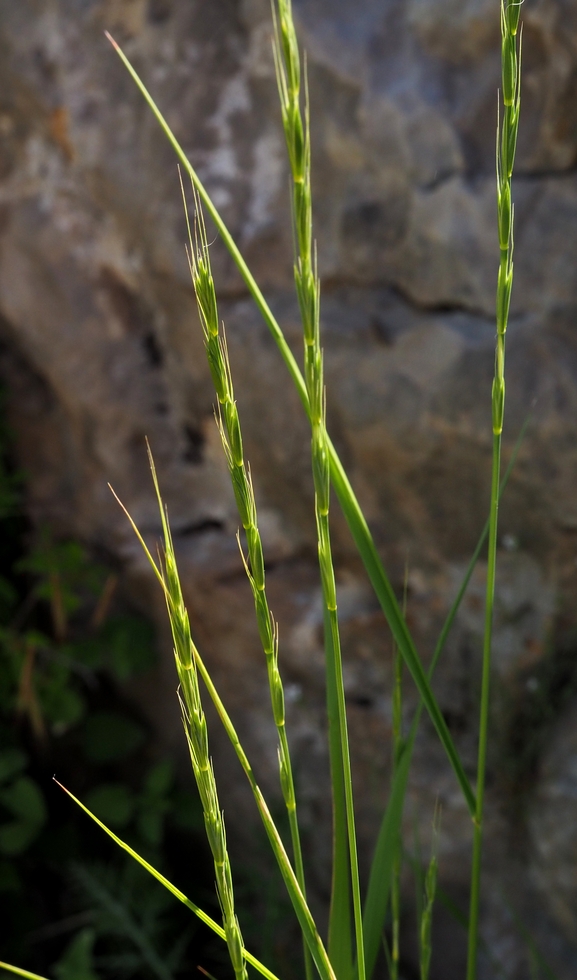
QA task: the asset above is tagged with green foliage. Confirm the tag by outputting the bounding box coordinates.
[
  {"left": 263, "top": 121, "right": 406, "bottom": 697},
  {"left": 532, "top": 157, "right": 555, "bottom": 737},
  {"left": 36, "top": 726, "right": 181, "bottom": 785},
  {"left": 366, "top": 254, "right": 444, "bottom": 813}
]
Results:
[
  {"left": 0, "top": 391, "right": 214, "bottom": 979},
  {"left": 82, "top": 713, "right": 146, "bottom": 764},
  {"left": 53, "top": 930, "right": 99, "bottom": 980},
  {"left": 0, "top": 776, "right": 47, "bottom": 856}
]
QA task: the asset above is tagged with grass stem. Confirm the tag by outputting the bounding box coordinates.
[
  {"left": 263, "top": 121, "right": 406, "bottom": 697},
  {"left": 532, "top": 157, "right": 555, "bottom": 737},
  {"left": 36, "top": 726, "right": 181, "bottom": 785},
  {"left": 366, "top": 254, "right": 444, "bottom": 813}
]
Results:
[
  {"left": 272, "top": 3, "right": 365, "bottom": 976},
  {"left": 466, "top": 3, "right": 521, "bottom": 975}
]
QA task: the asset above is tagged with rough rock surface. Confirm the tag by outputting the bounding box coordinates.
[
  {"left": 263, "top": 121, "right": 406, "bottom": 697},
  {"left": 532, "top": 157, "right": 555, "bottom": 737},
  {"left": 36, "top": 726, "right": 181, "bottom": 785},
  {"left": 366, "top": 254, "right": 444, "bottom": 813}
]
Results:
[{"left": 0, "top": 0, "right": 577, "bottom": 976}]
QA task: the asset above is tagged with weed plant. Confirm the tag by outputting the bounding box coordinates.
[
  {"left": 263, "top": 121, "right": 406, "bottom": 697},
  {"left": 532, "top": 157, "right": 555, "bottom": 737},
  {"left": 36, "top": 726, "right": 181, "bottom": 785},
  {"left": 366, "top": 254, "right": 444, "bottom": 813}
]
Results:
[{"left": 0, "top": 2, "right": 561, "bottom": 979}]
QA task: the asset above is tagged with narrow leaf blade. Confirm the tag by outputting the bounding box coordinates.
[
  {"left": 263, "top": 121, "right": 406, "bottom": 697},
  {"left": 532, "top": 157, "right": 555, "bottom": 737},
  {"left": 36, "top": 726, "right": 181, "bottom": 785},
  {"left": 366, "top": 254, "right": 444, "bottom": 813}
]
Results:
[
  {"left": 53, "top": 780, "right": 281, "bottom": 980},
  {"left": 362, "top": 734, "right": 412, "bottom": 979},
  {"left": 324, "top": 606, "right": 353, "bottom": 980},
  {"left": 0, "top": 964, "right": 50, "bottom": 980}
]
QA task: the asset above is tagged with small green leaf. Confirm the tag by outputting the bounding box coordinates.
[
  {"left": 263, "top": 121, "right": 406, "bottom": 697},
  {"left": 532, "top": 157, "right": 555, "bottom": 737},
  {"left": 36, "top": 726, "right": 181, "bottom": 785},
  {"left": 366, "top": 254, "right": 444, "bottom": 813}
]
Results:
[
  {"left": 0, "top": 750, "right": 27, "bottom": 785},
  {"left": 144, "top": 760, "right": 173, "bottom": 797},
  {"left": 137, "top": 810, "right": 164, "bottom": 846},
  {"left": 82, "top": 712, "right": 145, "bottom": 763},
  {"left": 42, "top": 683, "right": 85, "bottom": 729},
  {"left": 53, "top": 928, "right": 99, "bottom": 980},
  {"left": 0, "top": 820, "right": 40, "bottom": 856},
  {"left": 0, "top": 777, "right": 47, "bottom": 826},
  {"left": 102, "top": 616, "right": 157, "bottom": 680},
  {"left": 84, "top": 784, "right": 135, "bottom": 827}
]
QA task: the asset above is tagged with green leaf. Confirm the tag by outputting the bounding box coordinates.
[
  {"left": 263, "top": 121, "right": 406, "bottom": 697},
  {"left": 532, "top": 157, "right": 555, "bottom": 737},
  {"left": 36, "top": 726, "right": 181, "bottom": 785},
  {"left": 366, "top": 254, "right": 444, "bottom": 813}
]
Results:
[
  {"left": 101, "top": 615, "right": 157, "bottom": 680},
  {"left": 144, "top": 760, "right": 173, "bottom": 797},
  {"left": 85, "top": 784, "right": 135, "bottom": 827},
  {"left": 137, "top": 810, "right": 164, "bottom": 846},
  {"left": 0, "top": 776, "right": 47, "bottom": 826},
  {"left": 0, "top": 820, "right": 40, "bottom": 856},
  {"left": 0, "top": 750, "right": 27, "bottom": 785},
  {"left": 53, "top": 928, "right": 99, "bottom": 980},
  {"left": 41, "top": 680, "right": 85, "bottom": 729},
  {"left": 73, "top": 616, "right": 156, "bottom": 679},
  {"left": 136, "top": 763, "right": 173, "bottom": 844},
  {"left": 0, "top": 774, "right": 47, "bottom": 855},
  {"left": 82, "top": 711, "right": 145, "bottom": 763}
]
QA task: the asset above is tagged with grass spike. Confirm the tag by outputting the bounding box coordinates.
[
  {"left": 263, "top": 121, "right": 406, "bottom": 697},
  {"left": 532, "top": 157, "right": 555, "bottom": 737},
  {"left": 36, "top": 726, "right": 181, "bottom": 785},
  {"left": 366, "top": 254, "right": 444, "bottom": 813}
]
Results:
[
  {"left": 120, "top": 456, "right": 248, "bottom": 980},
  {"left": 466, "top": 3, "right": 522, "bottom": 976},
  {"left": 272, "top": 4, "right": 365, "bottom": 978},
  {"left": 182, "top": 183, "right": 312, "bottom": 979}
]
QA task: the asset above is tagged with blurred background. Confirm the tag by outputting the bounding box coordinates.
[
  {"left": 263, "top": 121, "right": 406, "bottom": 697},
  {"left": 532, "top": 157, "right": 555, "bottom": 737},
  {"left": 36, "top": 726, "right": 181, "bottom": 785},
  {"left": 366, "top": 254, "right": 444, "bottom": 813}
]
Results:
[{"left": 0, "top": 0, "right": 577, "bottom": 978}]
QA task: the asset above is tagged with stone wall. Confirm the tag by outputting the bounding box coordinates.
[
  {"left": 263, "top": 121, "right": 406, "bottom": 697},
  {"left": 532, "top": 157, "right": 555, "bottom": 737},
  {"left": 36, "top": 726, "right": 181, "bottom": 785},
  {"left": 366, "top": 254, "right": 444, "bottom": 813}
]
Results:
[{"left": 0, "top": 0, "right": 576, "bottom": 976}]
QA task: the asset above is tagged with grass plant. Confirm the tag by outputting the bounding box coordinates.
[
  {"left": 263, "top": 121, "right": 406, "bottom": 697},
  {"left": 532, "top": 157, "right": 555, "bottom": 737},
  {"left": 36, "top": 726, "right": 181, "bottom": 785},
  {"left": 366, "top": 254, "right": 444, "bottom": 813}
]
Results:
[{"left": 3, "top": 2, "right": 563, "bottom": 979}]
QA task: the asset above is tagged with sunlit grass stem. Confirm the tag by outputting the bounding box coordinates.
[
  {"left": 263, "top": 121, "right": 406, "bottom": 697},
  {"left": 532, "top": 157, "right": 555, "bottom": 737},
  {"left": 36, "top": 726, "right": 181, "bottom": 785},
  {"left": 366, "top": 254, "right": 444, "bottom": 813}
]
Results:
[{"left": 466, "top": 3, "right": 522, "bottom": 977}]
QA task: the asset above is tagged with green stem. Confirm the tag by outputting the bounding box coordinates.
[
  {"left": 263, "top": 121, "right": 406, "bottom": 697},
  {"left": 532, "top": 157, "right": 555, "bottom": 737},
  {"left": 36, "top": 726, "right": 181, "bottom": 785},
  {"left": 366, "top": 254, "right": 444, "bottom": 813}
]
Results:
[
  {"left": 279, "top": 723, "right": 310, "bottom": 907},
  {"left": 467, "top": 432, "right": 501, "bottom": 980},
  {"left": 466, "top": 2, "right": 521, "bottom": 970}
]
